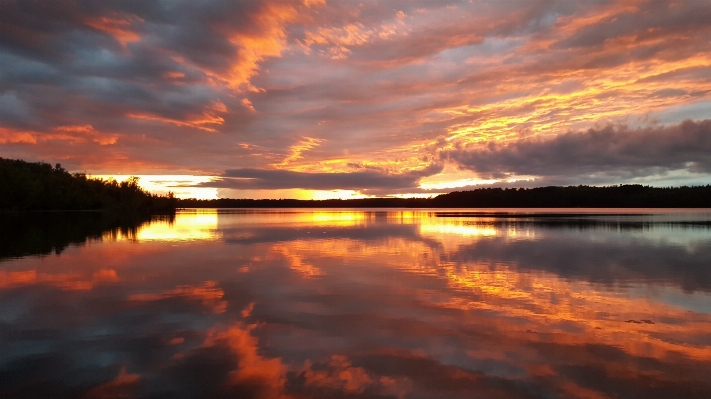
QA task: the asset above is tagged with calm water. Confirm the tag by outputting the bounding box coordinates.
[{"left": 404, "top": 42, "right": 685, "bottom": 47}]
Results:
[{"left": 2, "top": 209, "right": 711, "bottom": 398}]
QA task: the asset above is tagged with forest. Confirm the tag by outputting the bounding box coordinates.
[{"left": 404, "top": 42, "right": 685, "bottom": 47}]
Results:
[{"left": 0, "top": 157, "right": 176, "bottom": 211}]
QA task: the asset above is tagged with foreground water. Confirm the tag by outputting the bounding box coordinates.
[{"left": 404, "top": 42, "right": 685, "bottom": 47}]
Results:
[{"left": 2, "top": 209, "right": 711, "bottom": 398}]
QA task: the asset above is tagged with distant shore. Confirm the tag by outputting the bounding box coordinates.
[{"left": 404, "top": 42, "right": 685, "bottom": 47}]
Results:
[{"left": 178, "top": 185, "right": 711, "bottom": 209}]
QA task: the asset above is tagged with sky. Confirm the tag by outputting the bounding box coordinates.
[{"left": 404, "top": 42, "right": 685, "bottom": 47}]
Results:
[{"left": 1, "top": 0, "right": 711, "bottom": 199}]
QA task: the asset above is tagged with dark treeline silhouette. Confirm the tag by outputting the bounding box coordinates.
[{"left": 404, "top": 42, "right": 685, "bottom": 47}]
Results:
[
  {"left": 431, "top": 185, "right": 711, "bottom": 208},
  {"left": 0, "top": 157, "right": 177, "bottom": 211},
  {"left": 179, "top": 185, "right": 711, "bottom": 208},
  {"left": 0, "top": 211, "right": 172, "bottom": 261}
]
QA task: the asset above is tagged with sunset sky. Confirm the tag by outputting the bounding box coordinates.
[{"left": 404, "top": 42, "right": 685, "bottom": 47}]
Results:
[{"left": 1, "top": 0, "right": 711, "bottom": 199}]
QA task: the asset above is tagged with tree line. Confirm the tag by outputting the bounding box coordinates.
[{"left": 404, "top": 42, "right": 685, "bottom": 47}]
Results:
[
  {"left": 0, "top": 157, "right": 176, "bottom": 211},
  {"left": 179, "top": 185, "right": 711, "bottom": 208}
]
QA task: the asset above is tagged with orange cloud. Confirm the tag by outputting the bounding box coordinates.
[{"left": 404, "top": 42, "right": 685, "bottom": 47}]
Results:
[
  {"left": 271, "top": 243, "right": 322, "bottom": 276},
  {"left": 302, "top": 0, "right": 325, "bottom": 7},
  {"left": 205, "top": 3, "right": 301, "bottom": 90},
  {"left": 272, "top": 137, "right": 324, "bottom": 169},
  {"left": 85, "top": 13, "right": 143, "bottom": 48},
  {"left": 128, "top": 280, "right": 227, "bottom": 313},
  {"left": 163, "top": 71, "right": 186, "bottom": 80},
  {"left": 0, "top": 127, "right": 37, "bottom": 144},
  {"left": 241, "top": 98, "right": 256, "bottom": 112},
  {"left": 0, "top": 125, "right": 120, "bottom": 146},
  {"left": 241, "top": 302, "right": 256, "bottom": 317},
  {"left": 202, "top": 323, "right": 288, "bottom": 398},
  {"left": 85, "top": 367, "right": 140, "bottom": 399},
  {"left": 54, "top": 125, "right": 119, "bottom": 145},
  {"left": 302, "top": 355, "right": 373, "bottom": 393},
  {"left": 301, "top": 354, "right": 412, "bottom": 397},
  {"left": 0, "top": 268, "right": 119, "bottom": 291},
  {"left": 127, "top": 101, "right": 227, "bottom": 132},
  {"left": 301, "top": 23, "right": 375, "bottom": 59}
]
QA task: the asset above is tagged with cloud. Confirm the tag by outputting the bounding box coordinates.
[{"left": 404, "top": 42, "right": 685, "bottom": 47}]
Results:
[
  {"left": 200, "top": 323, "right": 287, "bottom": 398},
  {"left": 272, "top": 136, "right": 324, "bottom": 167},
  {"left": 442, "top": 119, "right": 711, "bottom": 182},
  {"left": 0, "top": 0, "right": 315, "bottom": 172},
  {"left": 1, "top": 0, "right": 711, "bottom": 193},
  {"left": 128, "top": 281, "right": 227, "bottom": 314},
  {"left": 84, "top": 367, "right": 140, "bottom": 399},
  {"left": 200, "top": 163, "right": 443, "bottom": 191}
]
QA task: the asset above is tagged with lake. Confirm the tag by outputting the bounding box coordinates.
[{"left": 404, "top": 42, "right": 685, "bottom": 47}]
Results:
[{"left": 2, "top": 209, "right": 711, "bottom": 398}]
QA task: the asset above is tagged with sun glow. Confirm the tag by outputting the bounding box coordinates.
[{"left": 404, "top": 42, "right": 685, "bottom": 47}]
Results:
[{"left": 90, "top": 175, "right": 219, "bottom": 199}]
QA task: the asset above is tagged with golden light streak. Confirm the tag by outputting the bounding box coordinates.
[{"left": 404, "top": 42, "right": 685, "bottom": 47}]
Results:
[
  {"left": 434, "top": 45, "right": 711, "bottom": 152},
  {"left": 419, "top": 223, "right": 497, "bottom": 238}
]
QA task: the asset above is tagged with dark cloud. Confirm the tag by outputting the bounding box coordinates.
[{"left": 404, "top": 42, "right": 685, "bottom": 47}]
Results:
[
  {"left": 0, "top": 1, "right": 241, "bottom": 94},
  {"left": 0, "top": 0, "right": 305, "bottom": 172},
  {"left": 442, "top": 119, "right": 711, "bottom": 181},
  {"left": 552, "top": 0, "right": 711, "bottom": 51},
  {"left": 201, "top": 163, "right": 444, "bottom": 191}
]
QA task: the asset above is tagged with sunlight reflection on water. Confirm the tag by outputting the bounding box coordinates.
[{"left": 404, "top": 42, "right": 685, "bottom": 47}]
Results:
[{"left": 108, "top": 209, "right": 222, "bottom": 242}]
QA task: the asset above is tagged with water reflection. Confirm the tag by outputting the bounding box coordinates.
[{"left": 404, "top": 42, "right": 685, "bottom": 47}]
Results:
[
  {"left": 1, "top": 209, "right": 711, "bottom": 398},
  {"left": 131, "top": 209, "right": 221, "bottom": 242},
  {"left": 0, "top": 211, "right": 168, "bottom": 261}
]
